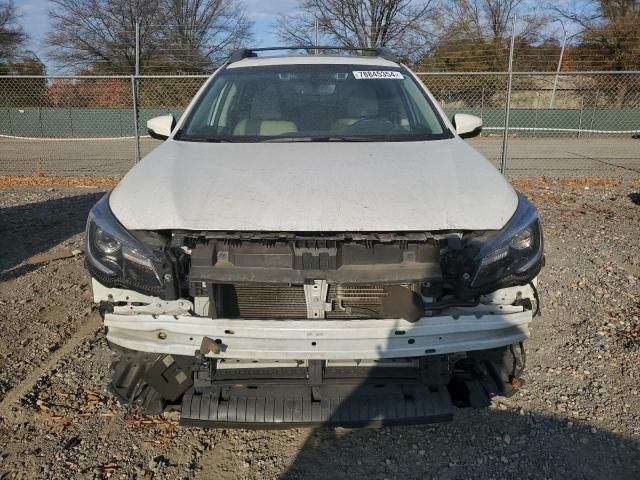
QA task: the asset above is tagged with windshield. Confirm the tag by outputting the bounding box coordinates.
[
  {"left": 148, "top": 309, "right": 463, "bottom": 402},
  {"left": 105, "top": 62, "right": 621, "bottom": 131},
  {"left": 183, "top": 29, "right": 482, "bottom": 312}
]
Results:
[{"left": 175, "top": 64, "right": 451, "bottom": 143}]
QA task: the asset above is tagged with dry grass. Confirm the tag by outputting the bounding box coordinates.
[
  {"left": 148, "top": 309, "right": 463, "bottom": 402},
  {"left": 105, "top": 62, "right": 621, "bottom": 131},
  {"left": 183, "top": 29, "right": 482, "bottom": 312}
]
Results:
[
  {"left": 511, "top": 178, "right": 630, "bottom": 188},
  {"left": 0, "top": 176, "right": 119, "bottom": 188},
  {"left": 1, "top": 175, "right": 637, "bottom": 193}
]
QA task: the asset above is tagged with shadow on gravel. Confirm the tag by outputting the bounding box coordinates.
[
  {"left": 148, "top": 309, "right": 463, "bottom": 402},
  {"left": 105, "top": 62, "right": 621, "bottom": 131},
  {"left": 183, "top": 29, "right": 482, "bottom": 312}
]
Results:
[
  {"left": 274, "top": 346, "right": 639, "bottom": 479},
  {"left": 0, "top": 192, "right": 104, "bottom": 277},
  {"left": 629, "top": 193, "right": 640, "bottom": 206},
  {"left": 281, "top": 407, "right": 640, "bottom": 480}
]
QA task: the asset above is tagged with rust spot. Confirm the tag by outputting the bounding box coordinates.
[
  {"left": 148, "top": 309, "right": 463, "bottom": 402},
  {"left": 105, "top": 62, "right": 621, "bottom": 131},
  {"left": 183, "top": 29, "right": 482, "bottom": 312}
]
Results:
[{"left": 510, "top": 377, "right": 525, "bottom": 389}]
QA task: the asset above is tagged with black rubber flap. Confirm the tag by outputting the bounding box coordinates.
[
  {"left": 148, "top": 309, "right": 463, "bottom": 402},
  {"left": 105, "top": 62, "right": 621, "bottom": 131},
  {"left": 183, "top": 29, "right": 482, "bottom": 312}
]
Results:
[{"left": 180, "top": 383, "right": 453, "bottom": 428}]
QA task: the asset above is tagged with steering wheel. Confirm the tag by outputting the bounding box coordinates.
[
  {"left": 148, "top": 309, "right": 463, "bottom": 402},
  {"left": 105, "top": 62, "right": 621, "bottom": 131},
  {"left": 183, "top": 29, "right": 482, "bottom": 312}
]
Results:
[{"left": 344, "top": 117, "right": 394, "bottom": 134}]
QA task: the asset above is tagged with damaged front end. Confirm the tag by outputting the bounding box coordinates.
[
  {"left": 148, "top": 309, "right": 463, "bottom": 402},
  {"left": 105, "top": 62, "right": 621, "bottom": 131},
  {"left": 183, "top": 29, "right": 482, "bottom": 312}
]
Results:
[{"left": 87, "top": 193, "right": 543, "bottom": 427}]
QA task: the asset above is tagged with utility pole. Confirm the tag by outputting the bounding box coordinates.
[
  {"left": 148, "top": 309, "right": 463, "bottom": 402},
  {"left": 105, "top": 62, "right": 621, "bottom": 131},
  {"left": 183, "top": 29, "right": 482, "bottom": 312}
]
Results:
[
  {"left": 314, "top": 18, "right": 319, "bottom": 55},
  {"left": 549, "top": 21, "right": 566, "bottom": 109},
  {"left": 500, "top": 16, "right": 516, "bottom": 176}
]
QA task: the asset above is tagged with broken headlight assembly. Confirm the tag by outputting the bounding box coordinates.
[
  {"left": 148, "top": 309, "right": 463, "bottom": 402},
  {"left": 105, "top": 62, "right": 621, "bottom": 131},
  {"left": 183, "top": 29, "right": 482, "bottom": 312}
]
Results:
[
  {"left": 85, "top": 194, "right": 170, "bottom": 295},
  {"left": 457, "top": 192, "right": 544, "bottom": 297}
]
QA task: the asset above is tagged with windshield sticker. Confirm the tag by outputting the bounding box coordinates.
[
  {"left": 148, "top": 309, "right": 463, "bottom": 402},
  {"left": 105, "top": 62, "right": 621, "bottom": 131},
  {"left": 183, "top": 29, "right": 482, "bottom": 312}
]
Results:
[{"left": 352, "top": 71, "right": 404, "bottom": 80}]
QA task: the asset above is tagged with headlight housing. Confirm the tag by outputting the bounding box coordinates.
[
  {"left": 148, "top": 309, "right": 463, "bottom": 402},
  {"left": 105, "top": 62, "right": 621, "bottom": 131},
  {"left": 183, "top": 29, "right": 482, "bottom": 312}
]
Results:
[
  {"left": 85, "top": 194, "right": 171, "bottom": 296},
  {"left": 457, "top": 192, "right": 544, "bottom": 296}
]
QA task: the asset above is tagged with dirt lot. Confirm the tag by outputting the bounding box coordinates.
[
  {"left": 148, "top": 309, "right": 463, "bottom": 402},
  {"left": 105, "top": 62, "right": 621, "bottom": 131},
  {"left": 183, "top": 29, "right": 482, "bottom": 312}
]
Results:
[{"left": 0, "top": 179, "right": 639, "bottom": 479}]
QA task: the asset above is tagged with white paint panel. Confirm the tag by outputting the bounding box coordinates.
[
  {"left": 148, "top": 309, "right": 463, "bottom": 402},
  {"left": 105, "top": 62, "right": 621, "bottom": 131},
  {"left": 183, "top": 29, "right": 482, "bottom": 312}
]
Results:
[{"left": 109, "top": 139, "right": 518, "bottom": 231}]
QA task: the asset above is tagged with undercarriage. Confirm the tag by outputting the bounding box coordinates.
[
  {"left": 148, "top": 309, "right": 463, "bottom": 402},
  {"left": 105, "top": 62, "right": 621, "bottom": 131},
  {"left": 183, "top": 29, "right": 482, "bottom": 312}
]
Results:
[{"left": 109, "top": 343, "right": 525, "bottom": 427}]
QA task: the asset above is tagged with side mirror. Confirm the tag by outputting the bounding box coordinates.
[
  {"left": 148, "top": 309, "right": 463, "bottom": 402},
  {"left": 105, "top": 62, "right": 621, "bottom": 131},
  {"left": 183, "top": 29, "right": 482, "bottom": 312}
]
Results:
[
  {"left": 147, "top": 115, "right": 176, "bottom": 141},
  {"left": 452, "top": 113, "right": 482, "bottom": 139}
]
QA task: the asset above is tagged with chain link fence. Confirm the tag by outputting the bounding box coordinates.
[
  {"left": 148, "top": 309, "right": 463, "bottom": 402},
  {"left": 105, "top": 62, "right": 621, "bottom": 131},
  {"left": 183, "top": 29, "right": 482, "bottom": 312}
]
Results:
[
  {"left": 1, "top": 72, "right": 639, "bottom": 178},
  {"left": 419, "top": 71, "right": 640, "bottom": 177}
]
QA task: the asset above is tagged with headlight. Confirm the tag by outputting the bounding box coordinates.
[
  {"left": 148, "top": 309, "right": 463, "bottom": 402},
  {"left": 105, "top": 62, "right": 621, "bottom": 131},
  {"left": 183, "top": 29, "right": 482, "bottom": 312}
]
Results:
[
  {"left": 85, "top": 194, "right": 168, "bottom": 295},
  {"left": 461, "top": 192, "right": 543, "bottom": 294}
]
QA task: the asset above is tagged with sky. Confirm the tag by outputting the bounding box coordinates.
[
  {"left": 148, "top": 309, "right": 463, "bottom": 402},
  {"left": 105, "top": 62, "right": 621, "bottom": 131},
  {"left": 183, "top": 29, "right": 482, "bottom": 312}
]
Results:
[{"left": 19, "top": 0, "right": 300, "bottom": 73}]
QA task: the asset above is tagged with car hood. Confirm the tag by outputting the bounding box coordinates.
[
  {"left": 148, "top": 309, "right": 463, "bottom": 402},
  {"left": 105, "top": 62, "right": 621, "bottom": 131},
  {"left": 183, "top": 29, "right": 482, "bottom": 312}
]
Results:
[{"left": 109, "top": 139, "right": 518, "bottom": 232}]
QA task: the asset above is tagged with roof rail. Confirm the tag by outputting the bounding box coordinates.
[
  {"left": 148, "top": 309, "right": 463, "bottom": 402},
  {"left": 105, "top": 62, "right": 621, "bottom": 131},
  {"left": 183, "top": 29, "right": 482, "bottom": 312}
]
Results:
[{"left": 227, "top": 46, "right": 399, "bottom": 64}]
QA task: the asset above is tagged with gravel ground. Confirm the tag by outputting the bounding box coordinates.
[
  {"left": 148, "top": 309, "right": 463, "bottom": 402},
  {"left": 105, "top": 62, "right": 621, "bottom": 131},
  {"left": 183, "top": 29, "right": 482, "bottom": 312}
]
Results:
[{"left": 0, "top": 179, "right": 639, "bottom": 479}]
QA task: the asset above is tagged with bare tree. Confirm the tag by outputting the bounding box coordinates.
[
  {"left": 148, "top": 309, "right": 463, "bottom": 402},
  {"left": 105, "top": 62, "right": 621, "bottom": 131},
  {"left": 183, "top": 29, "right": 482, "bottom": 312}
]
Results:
[
  {"left": 46, "top": 0, "right": 253, "bottom": 73},
  {"left": 162, "top": 0, "right": 253, "bottom": 71},
  {"left": 550, "top": 0, "right": 640, "bottom": 70},
  {"left": 424, "top": 0, "right": 546, "bottom": 72},
  {"left": 275, "top": 0, "right": 439, "bottom": 60},
  {"left": 46, "top": 0, "right": 161, "bottom": 73},
  {"left": 441, "top": 0, "right": 545, "bottom": 43},
  {"left": 550, "top": 0, "right": 639, "bottom": 28},
  {"left": 0, "top": 0, "right": 26, "bottom": 61}
]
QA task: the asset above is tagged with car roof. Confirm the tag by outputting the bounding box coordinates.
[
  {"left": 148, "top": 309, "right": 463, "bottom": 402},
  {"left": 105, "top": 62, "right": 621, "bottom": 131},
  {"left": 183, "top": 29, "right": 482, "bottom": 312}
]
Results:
[{"left": 226, "top": 55, "right": 401, "bottom": 69}]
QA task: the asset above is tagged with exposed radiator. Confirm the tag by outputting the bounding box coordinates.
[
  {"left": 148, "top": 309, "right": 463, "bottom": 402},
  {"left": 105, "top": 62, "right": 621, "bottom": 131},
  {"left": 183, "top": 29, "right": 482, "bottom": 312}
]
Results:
[
  {"left": 326, "top": 284, "right": 386, "bottom": 319},
  {"left": 208, "top": 283, "right": 389, "bottom": 319},
  {"left": 226, "top": 284, "right": 307, "bottom": 318}
]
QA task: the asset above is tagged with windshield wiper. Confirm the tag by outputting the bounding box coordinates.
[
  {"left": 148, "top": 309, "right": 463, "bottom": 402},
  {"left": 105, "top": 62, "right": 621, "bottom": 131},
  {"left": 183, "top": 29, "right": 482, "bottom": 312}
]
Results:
[
  {"left": 184, "top": 137, "right": 235, "bottom": 143},
  {"left": 174, "top": 134, "right": 235, "bottom": 143},
  {"left": 260, "top": 136, "right": 377, "bottom": 143}
]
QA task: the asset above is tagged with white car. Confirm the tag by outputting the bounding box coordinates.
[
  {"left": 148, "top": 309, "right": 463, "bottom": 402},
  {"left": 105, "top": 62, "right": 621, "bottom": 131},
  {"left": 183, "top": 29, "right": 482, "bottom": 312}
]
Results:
[{"left": 85, "top": 47, "right": 543, "bottom": 426}]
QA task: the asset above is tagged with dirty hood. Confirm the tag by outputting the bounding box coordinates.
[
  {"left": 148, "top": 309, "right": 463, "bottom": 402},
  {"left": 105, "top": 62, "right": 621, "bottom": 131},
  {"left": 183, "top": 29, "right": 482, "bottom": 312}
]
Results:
[{"left": 109, "top": 139, "right": 518, "bottom": 231}]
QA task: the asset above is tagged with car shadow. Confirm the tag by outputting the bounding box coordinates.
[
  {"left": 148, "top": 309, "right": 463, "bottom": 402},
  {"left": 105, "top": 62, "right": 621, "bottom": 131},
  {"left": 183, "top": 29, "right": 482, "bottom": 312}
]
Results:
[
  {"left": 279, "top": 392, "right": 640, "bottom": 480},
  {"left": 275, "top": 336, "right": 638, "bottom": 479},
  {"left": 280, "top": 409, "right": 640, "bottom": 480},
  {"left": 0, "top": 192, "right": 104, "bottom": 279}
]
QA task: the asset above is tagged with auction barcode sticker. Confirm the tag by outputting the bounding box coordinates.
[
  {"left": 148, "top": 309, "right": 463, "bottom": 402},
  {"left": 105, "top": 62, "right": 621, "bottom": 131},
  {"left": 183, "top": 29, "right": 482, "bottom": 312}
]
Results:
[{"left": 352, "top": 71, "right": 404, "bottom": 80}]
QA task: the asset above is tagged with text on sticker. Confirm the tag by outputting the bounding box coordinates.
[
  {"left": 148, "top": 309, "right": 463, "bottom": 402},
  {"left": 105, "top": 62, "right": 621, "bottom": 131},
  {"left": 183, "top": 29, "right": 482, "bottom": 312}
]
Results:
[{"left": 352, "top": 71, "right": 404, "bottom": 80}]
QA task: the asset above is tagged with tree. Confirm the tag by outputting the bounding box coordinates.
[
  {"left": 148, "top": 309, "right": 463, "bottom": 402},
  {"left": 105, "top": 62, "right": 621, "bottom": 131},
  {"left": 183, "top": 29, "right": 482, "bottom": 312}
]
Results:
[
  {"left": 46, "top": 0, "right": 253, "bottom": 74},
  {"left": 0, "top": 2, "right": 46, "bottom": 106},
  {"left": 0, "top": 0, "right": 26, "bottom": 62},
  {"left": 431, "top": 0, "right": 546, "bottom": 69},
  {"left": 162, "top": 0, "right": 253, "bottom": 71},
  {"left": 550, "top": 0, "right": 640, "bottom": 105},
  {"left": 47, "top": 78, "right": 131, "bottom": 107},
  {"left": 554, "top": 0, "right": 640, "bottom": 71},
  {"left": 0, "top": 54, "right": 47, "bottom": 106},
  {"left": 274, "top": 0, "right": 439, "bottom": 60},
  {"left": 419, "top": 1, "right": 546, "bottom": 108}
]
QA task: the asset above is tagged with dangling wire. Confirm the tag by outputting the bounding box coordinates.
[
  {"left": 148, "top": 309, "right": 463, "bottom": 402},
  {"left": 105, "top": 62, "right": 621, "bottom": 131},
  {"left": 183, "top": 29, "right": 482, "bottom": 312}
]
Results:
[{"left": 529, "top": 281, "right": 540, "bottom": 317}]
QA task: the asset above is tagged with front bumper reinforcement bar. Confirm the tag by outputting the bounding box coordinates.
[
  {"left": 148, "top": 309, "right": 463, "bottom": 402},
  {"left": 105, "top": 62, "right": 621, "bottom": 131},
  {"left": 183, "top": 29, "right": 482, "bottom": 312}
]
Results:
[{"left": 104, "top": 308, "right": 531, "bottom": 360}]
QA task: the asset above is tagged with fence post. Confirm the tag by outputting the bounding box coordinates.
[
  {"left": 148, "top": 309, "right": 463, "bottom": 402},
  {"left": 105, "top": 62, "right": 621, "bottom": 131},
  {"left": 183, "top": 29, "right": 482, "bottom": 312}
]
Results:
[
  {"left": 135, "top": 22, "right": 140, "bottom": 76},
  {"left": 131, "top": 75, "right": 141, "bottom": 164},
  {"left": 500, "top": 16, "right": 516, "bottom": 176},
  {"left": 589, "top": 91, "right": 599, "bottom": 132},
  {"left": 534, "top": 92, "right": 539, "bottom": 136},
  {"left": 578, "top": 96, "right": 584, "bottom": 137}
]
